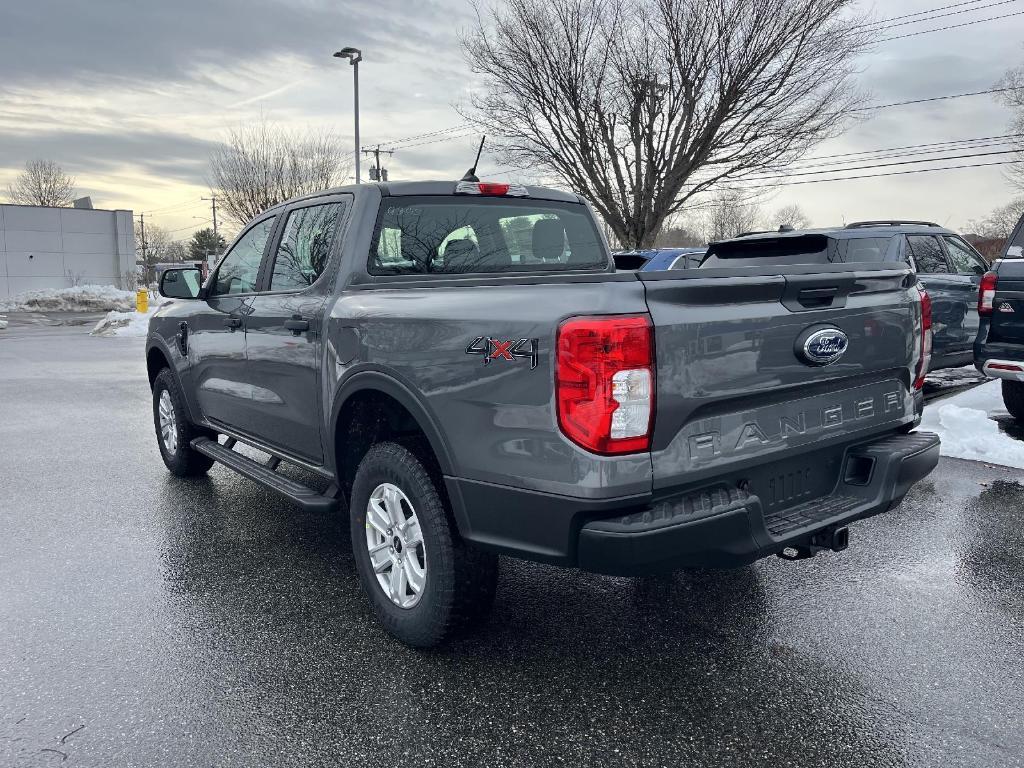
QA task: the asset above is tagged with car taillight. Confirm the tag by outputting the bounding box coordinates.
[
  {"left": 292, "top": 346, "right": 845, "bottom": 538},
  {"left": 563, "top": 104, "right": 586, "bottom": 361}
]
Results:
[
  {"left": 556, "top": 315, "right": 654, "bottom": 454},
  {"left": 454, "top": 181, "right": 529, "bottom": 197},
  {"left": 978, "top": 271, "right": 998, "bottom": 315},
  {"left": 914, "top": 286, "right": 933, "bottom": 390}
]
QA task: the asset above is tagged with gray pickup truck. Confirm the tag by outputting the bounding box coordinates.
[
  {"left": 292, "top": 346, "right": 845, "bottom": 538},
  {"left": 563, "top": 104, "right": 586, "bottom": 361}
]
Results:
[{"left": 146, "top": 180, "right": 939, "bottom": 647}]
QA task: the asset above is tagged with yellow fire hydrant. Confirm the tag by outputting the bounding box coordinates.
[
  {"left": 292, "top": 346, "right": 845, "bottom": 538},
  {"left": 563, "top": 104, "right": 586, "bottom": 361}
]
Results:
[{"left": 136, "top": 289, "right": 149, "bottom": 314}]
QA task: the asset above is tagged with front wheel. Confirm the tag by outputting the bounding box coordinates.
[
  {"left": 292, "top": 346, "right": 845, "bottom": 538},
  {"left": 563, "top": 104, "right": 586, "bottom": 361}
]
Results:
[
  {"left": 350, "top": 441, "right": 497, "bottom": 648},
  {"left": 1003, "top": 380, "right": 1024, "bottom": 422},
  {"left": 152, "top": 368, "right": 215, "bottom": 477}
]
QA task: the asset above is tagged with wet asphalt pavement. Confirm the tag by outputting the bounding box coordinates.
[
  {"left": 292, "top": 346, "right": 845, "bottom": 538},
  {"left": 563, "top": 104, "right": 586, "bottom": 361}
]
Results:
[{"left": 2, "top": 327, "right": 1024, "bottom": 767}]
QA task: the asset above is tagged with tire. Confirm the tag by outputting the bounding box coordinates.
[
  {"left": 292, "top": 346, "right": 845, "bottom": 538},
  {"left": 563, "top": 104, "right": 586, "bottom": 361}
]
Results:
[
  {"left": 152, "top": 367, "right": 216, "bottom": 477},
  {"left": 350, "top": 441, "right": 498, "bottom": 648},
  {"left": 1002, "top": 380, "right": 1024, "bottom": 422}
]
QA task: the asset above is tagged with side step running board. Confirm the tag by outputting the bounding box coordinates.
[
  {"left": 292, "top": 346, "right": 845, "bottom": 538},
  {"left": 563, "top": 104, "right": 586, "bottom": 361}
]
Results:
[{"left": 191, "top": 437, "right": 340, "bottom": 513}]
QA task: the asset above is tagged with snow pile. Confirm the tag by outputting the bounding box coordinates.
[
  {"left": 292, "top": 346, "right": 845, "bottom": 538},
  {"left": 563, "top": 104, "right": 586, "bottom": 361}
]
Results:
[
  {"left": 0, "top": 315, "right": 7, "bottom": 331},
  {"left": 0, "top": 285, "right": 137, "bottom": 313},
  {"left": 90, "top": 296, "right": 172, "bottom": 337},
  {"left": 920, "top": 379, "right": 1024, "bottom": 469}
]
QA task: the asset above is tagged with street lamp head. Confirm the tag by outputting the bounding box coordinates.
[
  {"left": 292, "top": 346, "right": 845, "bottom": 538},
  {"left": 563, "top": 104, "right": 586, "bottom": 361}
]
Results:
[{"left": 333, "top": 46, "right": 362, "bottom": 64}]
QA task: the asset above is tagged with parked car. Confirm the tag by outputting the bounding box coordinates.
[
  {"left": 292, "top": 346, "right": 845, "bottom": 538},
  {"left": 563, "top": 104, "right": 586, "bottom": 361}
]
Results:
[
  {"left": 700, "top": 221, "right": 990, "bottom": 371},
  {"left": 974, "top": 215, "right": 1024, "bottom": 421},
  {"left": 147, "top": 181, "right": 938, "bottom": 647},
  {"left": 613, "top": 247, "right": 706, "bottom": 271}
]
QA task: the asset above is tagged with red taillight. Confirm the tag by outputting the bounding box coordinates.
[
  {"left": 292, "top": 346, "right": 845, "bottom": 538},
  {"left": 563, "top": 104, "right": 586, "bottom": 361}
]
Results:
[
  {"left": 556, "top": 315, "right": 654, "bottom": 454},
  {"left": 914, "top": 286, "right": 933, "bottom": 390},
  {"left": 978, "top": 271, "right": 998, "bottom": 315},
  {"left": 454, "top": 181, "right": 529, "bottom": 197}
]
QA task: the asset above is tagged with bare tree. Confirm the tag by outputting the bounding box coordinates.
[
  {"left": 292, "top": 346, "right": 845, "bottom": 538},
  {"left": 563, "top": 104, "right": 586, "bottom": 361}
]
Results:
[
  {"left": 999, "top": 65, "right": 1024, "bottom": 191},
  {"left": 698, "top": 190, "right": 763, "bottom": 242},
  {"left": 462, "top": 0, "right": 870, "bottom": 248},
  {"left": 966, "top": 197, "right": 1024, "bottom": 239},
  {"left": 135, "top": 222, "right": 188, "bottom": 284},
  {"left": 209, "top": 117, "right": 352, "bottom": 226},
  {"left": 654, "top": 222, "right": 703, "bottom": 247},
  {"left": 7, "top": 159, "right": 76, "bottom": 207},
  {"left": 771, "top": 204, "right": 811, "bottom": 230}
]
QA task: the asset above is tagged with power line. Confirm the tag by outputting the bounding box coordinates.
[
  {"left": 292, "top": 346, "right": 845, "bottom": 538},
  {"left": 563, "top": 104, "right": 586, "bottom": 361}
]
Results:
[
  {"left": 166, "top": 219, "right": 211, "bottom": 235},
  {"left": 854, "top": 87, "right": 1014, "bottom": 111},
  {"left": 141, "top": 198, "right": 205, "bottom": 215},
  {"left": 861, "top": 0, "right": 995, "bottom": 27},
  {"left": 787, "top": 133, "right": 1024, "bottom": 165},
  {"left": 861, "top": 0, "right": 1020, "bottom": 31},
  {"left": 878, "top": 9, "right": 1024, "bottom": 41},
  {"left": 738, "top": 148, "right": 1018, "bottom": 181},
  {"left": 764, "top": 137, "right": 1020, "bottom": 174},
  {"left": 729, "top": 159, "right": 1012, "bottom": 189}
]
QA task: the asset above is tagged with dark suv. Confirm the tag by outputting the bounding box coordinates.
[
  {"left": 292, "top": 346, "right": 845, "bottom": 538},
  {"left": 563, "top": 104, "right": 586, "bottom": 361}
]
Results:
[{"left": 701, "top": 221, "right": 990, "bottom": 371}]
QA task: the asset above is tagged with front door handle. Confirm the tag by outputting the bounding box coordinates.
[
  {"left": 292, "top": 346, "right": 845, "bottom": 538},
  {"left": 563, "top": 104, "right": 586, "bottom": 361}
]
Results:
[
  {"left": 223, "top": 317, "right": 242, "bottom": 330},
  {"left": 284, "top": 315, "right": 310, "bottom": 336}
]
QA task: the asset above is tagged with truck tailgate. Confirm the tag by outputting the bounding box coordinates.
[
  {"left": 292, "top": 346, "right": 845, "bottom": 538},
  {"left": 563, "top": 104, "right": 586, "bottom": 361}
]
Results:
[
  {"left": 989, "top": 264, "right": 1024, "bottom": 343},
  {"left": 640, "top": 264, "right": 920, "bottom": 492}
]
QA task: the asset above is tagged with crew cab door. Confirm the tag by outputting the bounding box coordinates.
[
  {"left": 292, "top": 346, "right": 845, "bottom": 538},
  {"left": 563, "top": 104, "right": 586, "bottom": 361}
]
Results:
[
  {"left": 244, "top": 197, "right": 349, "bottom": 463},
  {"left": 905, "top": 234, "right": 968, "bottom": 365},
  {"left": 188, "top": 215, "right": 277, "bottom": 430}
]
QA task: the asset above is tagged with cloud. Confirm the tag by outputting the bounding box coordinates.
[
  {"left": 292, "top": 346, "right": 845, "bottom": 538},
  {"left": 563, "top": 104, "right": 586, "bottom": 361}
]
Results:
[{"left": 0, "top": 0, "right": 1021, "bottom": 236}]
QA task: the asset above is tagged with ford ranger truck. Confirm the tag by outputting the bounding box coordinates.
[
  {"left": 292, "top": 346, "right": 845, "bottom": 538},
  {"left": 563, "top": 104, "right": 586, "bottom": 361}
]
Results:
[
  {"left": 146, "top": 180, "right": 940, "bottom": 647},
  {"left": 975, "top": 240, "right": 1024, "bottom": 420}
]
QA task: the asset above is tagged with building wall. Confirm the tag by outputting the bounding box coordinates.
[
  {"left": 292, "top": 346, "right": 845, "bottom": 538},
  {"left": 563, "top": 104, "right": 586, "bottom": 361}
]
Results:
[{"left": 0, "top": 205, "right": 135, "bottom": 297}]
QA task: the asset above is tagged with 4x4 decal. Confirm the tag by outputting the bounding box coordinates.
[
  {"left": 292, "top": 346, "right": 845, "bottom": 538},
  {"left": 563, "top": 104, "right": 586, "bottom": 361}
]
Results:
[{"left": 466, "top": 337, "right": 539, "bottom": 369}]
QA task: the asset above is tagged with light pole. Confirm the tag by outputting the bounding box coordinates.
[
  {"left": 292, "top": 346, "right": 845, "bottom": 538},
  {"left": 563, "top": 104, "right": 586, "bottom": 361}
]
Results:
[{"left": 333, "top": 46, "right": 363, "bottom": 184}]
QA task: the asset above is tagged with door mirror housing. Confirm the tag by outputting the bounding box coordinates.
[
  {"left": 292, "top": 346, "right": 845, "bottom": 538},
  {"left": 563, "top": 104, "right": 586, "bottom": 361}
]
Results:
[{"left": 159, "top": 267, "right": 203, "bottom": 299}]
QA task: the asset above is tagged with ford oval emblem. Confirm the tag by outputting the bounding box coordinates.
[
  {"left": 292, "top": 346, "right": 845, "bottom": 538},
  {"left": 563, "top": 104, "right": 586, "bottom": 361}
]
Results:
[{"left": 798, "top": 327, "right": 849, "bottom": 366}]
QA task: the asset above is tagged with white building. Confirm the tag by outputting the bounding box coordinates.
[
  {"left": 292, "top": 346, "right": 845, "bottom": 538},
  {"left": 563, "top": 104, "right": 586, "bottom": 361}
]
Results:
[{"left": 0, "top": 203, "right": 135, "bottom": 297}]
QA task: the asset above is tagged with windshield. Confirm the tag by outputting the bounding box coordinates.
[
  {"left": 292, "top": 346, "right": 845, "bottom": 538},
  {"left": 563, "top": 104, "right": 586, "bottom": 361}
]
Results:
[{"left": 368, "top": 196, "right": 608, "bottom": 275}]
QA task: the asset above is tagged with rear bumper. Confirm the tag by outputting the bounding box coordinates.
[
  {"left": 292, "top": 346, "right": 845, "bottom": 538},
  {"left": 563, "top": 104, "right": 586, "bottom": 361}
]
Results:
[
  {"left": 977, "top": 357, "right": 1024, "bottom": 382},
  {"left": 449, "top": 431, "right": 939, "bottom": 576},
  {"left": 974, "top": 339, "right": 1024, "bottom": 381}
]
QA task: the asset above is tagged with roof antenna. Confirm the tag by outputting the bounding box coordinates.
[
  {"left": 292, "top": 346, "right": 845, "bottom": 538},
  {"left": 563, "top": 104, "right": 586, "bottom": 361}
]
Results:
[{"left": 461, "top": 136, "right": 486, "bottom": 182}]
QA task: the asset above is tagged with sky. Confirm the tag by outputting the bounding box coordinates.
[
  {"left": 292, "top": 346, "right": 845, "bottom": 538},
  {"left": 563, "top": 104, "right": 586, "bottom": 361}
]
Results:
[{"left": 0, "top": 0, "right": 1021, "bottom": 239}]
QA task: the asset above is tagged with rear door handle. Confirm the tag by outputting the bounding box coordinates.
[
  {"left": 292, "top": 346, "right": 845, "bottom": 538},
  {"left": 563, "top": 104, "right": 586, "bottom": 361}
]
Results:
[
  {"left": 223, "top": 317, "right": 242, "bottom": 330},
  {"left": 284, "top": 315, "right": 310, "bottom": 335},
  {"left": 797, "top": 287, "right": 839, "bottom": 308}
]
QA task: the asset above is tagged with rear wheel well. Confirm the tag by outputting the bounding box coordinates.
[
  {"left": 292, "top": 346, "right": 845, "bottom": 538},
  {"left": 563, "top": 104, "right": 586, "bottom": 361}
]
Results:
[
  {"left": 147, "top": 347, "right": 171, "bottom": 389},
  {"left": 334, "top": 390, "right": 443, "bottom": 498}
]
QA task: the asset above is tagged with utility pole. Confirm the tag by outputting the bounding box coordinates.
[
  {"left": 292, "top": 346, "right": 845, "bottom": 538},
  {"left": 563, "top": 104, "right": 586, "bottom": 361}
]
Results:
[
  {"left": 201, "top": 195, "right": 219, "bottom": 236},
  {"left": 137, "top": 212, "right": 149, "bottom": 283},
  {"left": 362, "top": 145, "right": 394, "bottom": 181}
]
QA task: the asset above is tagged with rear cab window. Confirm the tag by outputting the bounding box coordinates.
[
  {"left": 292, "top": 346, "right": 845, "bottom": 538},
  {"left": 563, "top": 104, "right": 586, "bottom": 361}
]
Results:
[
  {"left": 700, "top": 234, "right": 894, "bottom": 268},
  {"left": 368, "top": 197, "right": 608, "bottom": 275}
]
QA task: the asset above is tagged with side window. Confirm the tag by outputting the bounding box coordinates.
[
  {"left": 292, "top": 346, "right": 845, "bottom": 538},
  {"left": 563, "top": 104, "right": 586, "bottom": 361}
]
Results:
[
  {"left": 943, "top": 235, "right": 987, "bottom": 275},
  {"left": 212, "top": 218, "right": 276, "bottom": 295},
  {"left": 270, "top": 202, "right": 345, "bottom": 290},
  {"left": 906, "top": 236, "right": 949, "bottom": 274}
]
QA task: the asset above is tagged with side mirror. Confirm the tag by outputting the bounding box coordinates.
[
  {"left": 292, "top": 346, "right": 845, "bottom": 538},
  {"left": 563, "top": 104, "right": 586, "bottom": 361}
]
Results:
[{"left": 159, "top": 267, "right": 203, "bottom": 299}]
